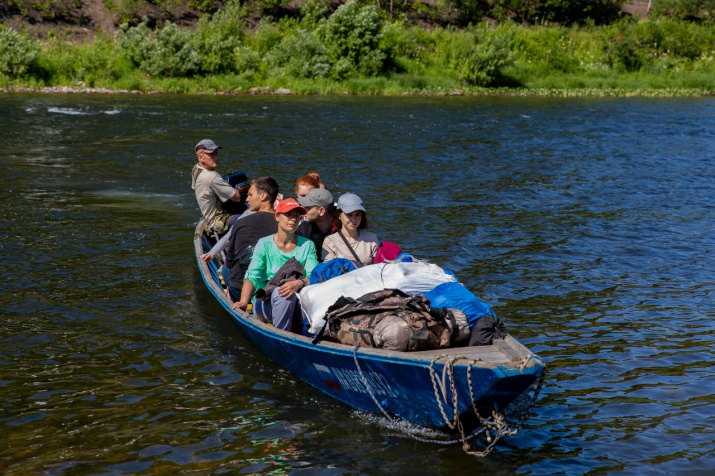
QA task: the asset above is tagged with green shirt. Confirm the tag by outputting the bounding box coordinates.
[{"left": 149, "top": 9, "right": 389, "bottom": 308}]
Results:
[{"left": 245, "top": 235, "right": 319, "bottom": 292}]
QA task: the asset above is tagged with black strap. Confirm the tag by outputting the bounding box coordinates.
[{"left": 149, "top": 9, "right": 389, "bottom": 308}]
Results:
[
  {"left": 311, "top": 318, "right": 329, "bottom": 345},
  {"left": 337, "top": 231, "right": 363, "bottom": 268}
]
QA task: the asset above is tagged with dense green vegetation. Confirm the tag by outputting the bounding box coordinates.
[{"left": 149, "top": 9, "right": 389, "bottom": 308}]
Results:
[{"left": 1, "top": 0, "right": 715, "bottom": 95}]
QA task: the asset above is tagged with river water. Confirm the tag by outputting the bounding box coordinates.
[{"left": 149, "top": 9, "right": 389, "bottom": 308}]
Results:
[{"left": 1, "top": 94, "right": 713, "bottom": 475}]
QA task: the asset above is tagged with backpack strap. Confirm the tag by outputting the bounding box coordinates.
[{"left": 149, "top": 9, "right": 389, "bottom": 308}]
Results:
[
  {"left": 337, "top": 231, "right": 363, "bottom": 268},
  {"left": 311, "top": 319, "right": 329, "bottom": 345}
]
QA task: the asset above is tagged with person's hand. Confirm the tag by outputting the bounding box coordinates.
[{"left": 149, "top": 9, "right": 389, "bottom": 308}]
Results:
[
  {"left": 232, "top": 301, "right": 248, "bottom": 311},
  {"left": 278, "top": 279, "right": 304, "bottom": 298},
  {"left": 200, "top": 253, "right": 213, "bottom": 262}
]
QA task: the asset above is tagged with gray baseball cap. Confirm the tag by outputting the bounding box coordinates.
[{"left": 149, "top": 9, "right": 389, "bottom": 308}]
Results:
[
  {"left": 297, "top": 188, "right": 334, "bottom": 209},
  {"left": 195, "top": 139, "right": 221, "bottom": 152},
  {"left": 337, "top": 193, "right": 365, "bottom": 214}
]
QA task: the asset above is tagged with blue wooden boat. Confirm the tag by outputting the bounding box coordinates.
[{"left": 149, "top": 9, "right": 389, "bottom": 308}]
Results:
[{"left": 195, "top": 217, "right": 545, "bottom": 451}]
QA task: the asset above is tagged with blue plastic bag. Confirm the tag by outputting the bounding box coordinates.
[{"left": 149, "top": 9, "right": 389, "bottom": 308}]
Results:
[
  {"left": 395, "top": 253, "right": 414, "bottom": 263},
  {"left": 425, "top": 282, "right": 496, "bottom": 326},
  {"left": 309, "top": 258, "right": 356, "bottom": 285}
]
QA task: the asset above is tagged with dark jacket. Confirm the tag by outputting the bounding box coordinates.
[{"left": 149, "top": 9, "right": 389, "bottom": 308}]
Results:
[
  {"left": 226, "top": 211, "right": 278, "bottom": 289},
  {"left": 254, "top": 257, "right": 305, "bottom": 300}
]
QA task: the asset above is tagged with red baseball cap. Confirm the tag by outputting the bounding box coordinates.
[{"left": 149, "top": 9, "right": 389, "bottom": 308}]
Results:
[{"left": 275, "top": 197, "right": 306, "bottom": 216}]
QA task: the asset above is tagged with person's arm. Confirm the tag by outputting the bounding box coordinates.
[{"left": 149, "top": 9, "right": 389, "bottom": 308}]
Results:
[
  {"left": 231, "top": 240, "right": 266, "bottom": 311},
  {"left": 229, "top": 188, "right": 242, "bottom": 202},
  {"left": 321, "top": 235, "right": 337, "bottom": 262},
  {"left": 302, "top": 240, "right": 320, "bottom": 279},
  {"left": 202, "top": 226, "right": 233, "bottom": 261},
  {"left": 278, "top": 239, "right": 317, "bottom": 298},
  {"left": 233, "top": 237, "right": 269, "bottom": 309},
  {"left": 369, "top": 240, "right": 379, "bottom": 264},
  {"left": 212, "top": 175, "right": 243, "bottom": 203},
  {"left": 277, "top": 278, "right": 306, "bottom": 298},
  {"left": 232, "top": 279, "right": 255, "bottom": 310}
]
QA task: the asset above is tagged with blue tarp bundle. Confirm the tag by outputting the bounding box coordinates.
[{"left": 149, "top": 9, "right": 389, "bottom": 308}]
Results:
[{"left": 425, "top": 282, "right": 496, "bottom": 326}]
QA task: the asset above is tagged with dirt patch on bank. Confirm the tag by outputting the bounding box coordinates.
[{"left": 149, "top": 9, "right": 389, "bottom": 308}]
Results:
[{"left": 0, "top": 0, "right": 205, "bottom": 40}]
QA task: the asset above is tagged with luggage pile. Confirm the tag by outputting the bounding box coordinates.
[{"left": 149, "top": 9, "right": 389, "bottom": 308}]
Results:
[{"left": 300, "top": 260, "right": 506, "bottom": 351}]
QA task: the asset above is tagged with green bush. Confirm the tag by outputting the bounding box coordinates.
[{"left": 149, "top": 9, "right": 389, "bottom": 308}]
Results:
[
  {"left": 603, "top": 20, "right": 645, "bottom": 71},
  {"left": 234, "top": 46, "right": 264, "bottom": 75},
  {"left": 267, "top": 30, "right": 331, "bottom": 78},
  {"left": 38, "top": 35, "right": 125, "bottom": 86},
  {"left": 317, "top": 0, "right": 389, "bottom": 78},
  {"left": 5, "top": 0, "right": 81, "bottom": 20},
  {"left": 250, "top": 20, "right": 285, "bottom": 56},
  {"left": 299, "top": 0, "right": 331, "bottom": 28},
  {"left": 601, "top": 17, "right": 713, "bottom": 72},
  {"left": 381, "top": 24, "right": 438, "bottom": 62},
  {"left": 0, "top": 27, "right": 40, "bottom": 77},
  {"left": 191, "top": 3, "right": 245, "bottom": 74},
  {"left": 442, "top": 23, "right": 515, "bottom": 86},
  {"left": 510, "top": 25, "right": 584, "bottom": 73},
  {"left": 652, "top": 0, "right": 715, "bottom": 22},
  {"left": 636, "top": 17, "right": 710, "bottom": 59},
  {"left": 453, "top": 0, "right": 624, "bottom": 26},
  {"left": 116, "top": 20, "right": 200, "bottom": 77},
  {"left": 104, "top": 0, "right": 147, "bottom": 25}
]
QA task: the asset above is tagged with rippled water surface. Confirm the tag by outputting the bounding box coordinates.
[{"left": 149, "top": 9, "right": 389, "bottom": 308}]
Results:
[{"left": 1, "top": 94, "right": 713, "bottom": 475}]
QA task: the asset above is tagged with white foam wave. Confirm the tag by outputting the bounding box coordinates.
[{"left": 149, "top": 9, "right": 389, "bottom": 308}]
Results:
[
  {"left": 48, "top": 107, "right": 89, "bottom": 115},
  {"left": 93, "top": 190, "right": 178, "bottom": 200},
  {"left": 47, "top": 107, "right": 121, "bottom": 116}
]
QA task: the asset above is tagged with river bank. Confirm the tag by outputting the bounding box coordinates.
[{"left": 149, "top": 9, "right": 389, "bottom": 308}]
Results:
[
  {"left": 2, "top": 85, "right": 713, "bottom": 97},
  {"left": 2, "top": 2, "right": 714, "bottom": 97}
]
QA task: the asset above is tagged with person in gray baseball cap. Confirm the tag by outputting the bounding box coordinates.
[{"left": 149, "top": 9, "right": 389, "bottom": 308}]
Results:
[
  {"left": 191, "top": 139, "right": 243, "bottom": 234},
  {"left": 322, "top": 193, "right": 379, "bottom": 267},
  {"left": 296, "top": 188, "right": 337, "bottom": 261}
]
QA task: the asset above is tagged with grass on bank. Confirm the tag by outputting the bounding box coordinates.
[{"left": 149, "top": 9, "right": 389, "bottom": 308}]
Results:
[{"left": 1, "top": 1, "right": 715, "bottom": 96}]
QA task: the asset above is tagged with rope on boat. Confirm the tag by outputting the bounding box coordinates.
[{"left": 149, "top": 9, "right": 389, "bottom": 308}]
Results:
[
  {"left": 519, "top": 354, "right": 545, "bottom": 372},
  {"left": 428, "top": 354, "right": 547, "bottom": 456},
  {"left": 353, "top": 344, "right": 480, "bottom": 445},
  {"left": 351, "top": 345, "right": 546, "bottom": 454},
  {"left": 352, "top": 345, "right": 394, "bottom": 422},
  {"left": 351, "top": 346, "right": 484, "bottom": 446}
]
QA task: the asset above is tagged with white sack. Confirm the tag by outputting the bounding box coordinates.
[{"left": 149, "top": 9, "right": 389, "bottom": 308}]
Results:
[{"left": 300, "top": 261, "right": 458, "bottom": 334}]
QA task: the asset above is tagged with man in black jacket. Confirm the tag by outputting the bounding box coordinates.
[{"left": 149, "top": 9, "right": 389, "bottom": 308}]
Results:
[{"left": 225, "top": 176, "right": 280, "bottom": 300}]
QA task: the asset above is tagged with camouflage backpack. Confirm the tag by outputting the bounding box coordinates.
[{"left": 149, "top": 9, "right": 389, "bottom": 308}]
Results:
[{"left": 326, "top": 289, "right": 450, "bottom": 351}]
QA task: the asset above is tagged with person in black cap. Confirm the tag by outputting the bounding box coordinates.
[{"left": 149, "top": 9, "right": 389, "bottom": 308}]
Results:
[{"left": 191, "top": 139, "right": 243, "bottom": 234}]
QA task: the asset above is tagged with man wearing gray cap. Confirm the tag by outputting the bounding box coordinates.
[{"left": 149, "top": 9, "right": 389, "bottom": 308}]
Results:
[
  {"left": 191, "top": 139, "right": 243, "bottom": 234},
  {"left": 297, "top": 188, "right": 336, "bottom": 262}
]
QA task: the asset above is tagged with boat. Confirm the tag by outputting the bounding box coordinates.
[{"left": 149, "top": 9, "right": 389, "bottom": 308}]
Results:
[{"left": 194, "top": 194, "right": 546, "bottom": 455}]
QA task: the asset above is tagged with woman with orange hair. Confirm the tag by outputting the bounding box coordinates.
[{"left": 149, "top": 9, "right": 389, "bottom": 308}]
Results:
[{"left": 295, "top": 172, "right": 324, "bottom": 198}]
